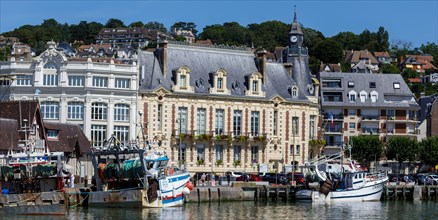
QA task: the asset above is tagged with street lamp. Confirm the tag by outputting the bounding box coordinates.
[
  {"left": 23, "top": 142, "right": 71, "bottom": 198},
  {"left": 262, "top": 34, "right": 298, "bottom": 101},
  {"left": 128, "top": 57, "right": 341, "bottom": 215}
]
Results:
[{"left": 177, "top": 114, "right": 183, "bottom": 170}]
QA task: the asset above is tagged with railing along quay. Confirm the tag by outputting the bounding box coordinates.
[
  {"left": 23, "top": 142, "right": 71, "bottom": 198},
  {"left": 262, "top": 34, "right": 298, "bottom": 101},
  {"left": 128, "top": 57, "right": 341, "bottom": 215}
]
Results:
[{"left": 382, "top": 185, "right": 438, "bottom": 201}]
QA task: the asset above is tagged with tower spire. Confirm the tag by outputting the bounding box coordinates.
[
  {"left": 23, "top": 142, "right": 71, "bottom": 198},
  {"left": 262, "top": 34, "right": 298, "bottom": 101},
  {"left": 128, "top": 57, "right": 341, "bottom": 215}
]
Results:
[{"left": 294, "top": 5, "right": 297, "bottom": 21}]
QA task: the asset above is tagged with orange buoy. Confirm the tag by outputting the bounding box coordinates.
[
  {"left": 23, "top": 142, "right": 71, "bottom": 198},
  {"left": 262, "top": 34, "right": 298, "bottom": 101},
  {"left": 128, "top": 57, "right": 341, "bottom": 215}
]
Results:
[{"left": 186, "top": 181, "right": 194, "bottom": 190}]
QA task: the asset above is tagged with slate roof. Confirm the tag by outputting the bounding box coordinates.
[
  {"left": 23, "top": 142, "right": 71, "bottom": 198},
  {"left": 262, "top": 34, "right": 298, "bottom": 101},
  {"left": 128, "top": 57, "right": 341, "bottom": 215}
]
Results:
[
  {"left": 289, "top": 12, "right": 303, "bottom": 35},
  {"left": 0, "top": 118, "right": 19, "bottom": 150},
  {"left": 400, "top": 56, "right": 424, "bottom": 65},
  {"left": 44, "top": 122, "right": 91, "bottom": 154},
  {"left": 417, "top": 94, "right": 438, "bottom": 122},
  {"left": 320, "top": 72, "right": 419, "bottom": 108},
  {"left": 138, "top": 43, "right": 310, "bottom": 102},
  {"left": 290, "top": 55, "right": 314, "bottom": 97}
]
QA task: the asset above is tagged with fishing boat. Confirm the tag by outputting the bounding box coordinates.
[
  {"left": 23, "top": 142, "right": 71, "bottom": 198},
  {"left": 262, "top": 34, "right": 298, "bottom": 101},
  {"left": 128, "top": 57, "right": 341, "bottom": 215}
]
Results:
[
  {"left": 86, "top": 136, "right": 192, "bottom": 208},
  {"left": 296, "top": 153, "right": 388, "bottom": 203}
]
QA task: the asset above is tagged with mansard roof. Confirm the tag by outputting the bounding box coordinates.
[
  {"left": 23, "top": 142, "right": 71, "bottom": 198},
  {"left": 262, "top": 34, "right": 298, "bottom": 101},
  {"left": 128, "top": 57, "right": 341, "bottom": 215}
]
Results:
[
  {"left": 320, "top": 72, "right": 419, "bottom": 109},
  {"left": 138, "top": 43, "right": 310, "bottom": 102}
]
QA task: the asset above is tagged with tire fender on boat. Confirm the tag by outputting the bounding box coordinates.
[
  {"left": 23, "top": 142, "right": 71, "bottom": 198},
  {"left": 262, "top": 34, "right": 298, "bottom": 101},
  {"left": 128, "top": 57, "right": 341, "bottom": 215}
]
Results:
[{"left": 183, "top": 187, "right": 190, "bottom": 195}]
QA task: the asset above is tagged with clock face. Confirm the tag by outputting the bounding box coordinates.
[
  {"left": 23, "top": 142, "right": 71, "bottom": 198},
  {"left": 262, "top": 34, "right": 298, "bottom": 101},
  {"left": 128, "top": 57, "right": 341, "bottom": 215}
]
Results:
[{"left": 290, "top": 36, "right": 298, "bottom": 43}]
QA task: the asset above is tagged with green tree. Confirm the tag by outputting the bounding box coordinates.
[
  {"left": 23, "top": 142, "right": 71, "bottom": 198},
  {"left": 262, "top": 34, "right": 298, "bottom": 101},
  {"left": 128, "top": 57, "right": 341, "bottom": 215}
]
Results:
[
  {"left": 350, "top": 136, "right": 384, "bottom": 167},
  {"left": 419, "top": 136, "right": 438, "bottom": 170},
  {"left": 331, "top": 31, "right": 359, "bottom": 50},
  {"left": 144, "top": 21, "right": 167, "bottom": 32},
  {"left": 129, "top": 21, "right": 144, "bottom": 27},
  {"left": 199, "top": 22, "right": 250, "bottom": 46},
  {"left": 105, "top": 18, "right": 125, "bottom": 28},
  {"left": 424, "top": 83, "right": 438, "bottom": 96},
  {"left": 386, "top": 136, "right": 419, "bottom": 173},
  {"left": 376, "top": 26, "right": 389, "bottom": 52},
  {"left": 382, "top": 64, "right": 400, "bottom": 74},
  {"left": 0, "top": 46, "right": 11, "bottom": 61},
  {"left": 171, "top": 21, "right": 198, "bottom": 35},
  {"left": 302, "top": 27, "right": 325, "bottom": 55},
  {"left": 313, "top": 38, "right": 343, "bottom": 63},
  {"left": 391, "top": 40, "right": 413, "bottom": 58},
  {"left": 420, "top": 42, "right": 438, "bottom": 67},
  {"left": 247, "top": 20, "right": 289, "bottom": 51},
  {"left": 401, "top": 69, "right": 418, "bottom": 80}
]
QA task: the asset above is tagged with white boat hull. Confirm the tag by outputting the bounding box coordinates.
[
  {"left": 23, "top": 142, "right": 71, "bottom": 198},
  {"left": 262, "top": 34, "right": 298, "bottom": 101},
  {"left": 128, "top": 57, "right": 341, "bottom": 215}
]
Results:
[
  {"left": 296, "top": 180, "right": 387, "bottom": 203},
  {"left": 88, "top": 173, "right": 191, "bottom": 208}
]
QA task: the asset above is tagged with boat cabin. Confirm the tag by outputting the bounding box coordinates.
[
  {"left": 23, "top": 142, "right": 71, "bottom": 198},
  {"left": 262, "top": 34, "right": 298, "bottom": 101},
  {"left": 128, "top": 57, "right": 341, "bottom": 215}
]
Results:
[{"left": 343, "top": 171, "right": 367, "bottom": 189}]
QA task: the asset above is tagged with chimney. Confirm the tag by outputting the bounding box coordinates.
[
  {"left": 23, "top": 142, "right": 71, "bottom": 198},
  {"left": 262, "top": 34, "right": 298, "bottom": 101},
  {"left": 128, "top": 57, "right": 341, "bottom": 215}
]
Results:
[
  {"left": 283, "top": 63, "right": 293, "bottom": 77},
  {"left": 256, "top": 50, "right": 267, "bottom": 83},
  {"left": 158, "top": 40, "right": 168, "bottom": 77},
  {"left": 420, "top": 92, "right": 425, "bottom": 98}
]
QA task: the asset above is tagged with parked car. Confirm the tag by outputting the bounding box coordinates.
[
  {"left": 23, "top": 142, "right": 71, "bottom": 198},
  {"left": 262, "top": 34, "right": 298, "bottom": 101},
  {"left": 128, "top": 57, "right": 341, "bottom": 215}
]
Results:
[
  {"left": 426, "top": 175, "right": 438, "bottom": 185},
  {"left": 259, "top": 172, "right": 288, "bottom": 184},
  {"left": 225, "top": 170, "right": 244, "bottom": 178},
  {"left": 415, "top": 173, "right": 428, "bottom": 185},
  {"left": 236, "top": 173, "right": 262, "bottom": 182},
  {"left": 286, "top": 172, "right": 305, "bottom": 185}
]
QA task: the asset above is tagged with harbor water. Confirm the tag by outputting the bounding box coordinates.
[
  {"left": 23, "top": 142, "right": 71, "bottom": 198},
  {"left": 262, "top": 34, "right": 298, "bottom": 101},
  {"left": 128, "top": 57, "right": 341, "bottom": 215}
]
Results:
[{"left": 1, "top": 201, "right": 437, "bottom": 219}]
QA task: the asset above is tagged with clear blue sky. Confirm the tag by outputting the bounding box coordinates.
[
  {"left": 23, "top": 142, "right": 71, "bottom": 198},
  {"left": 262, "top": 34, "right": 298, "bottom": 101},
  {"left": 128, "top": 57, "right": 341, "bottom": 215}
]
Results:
[{"left": 1, "top": 0, "right": 437, "bottom": 48}]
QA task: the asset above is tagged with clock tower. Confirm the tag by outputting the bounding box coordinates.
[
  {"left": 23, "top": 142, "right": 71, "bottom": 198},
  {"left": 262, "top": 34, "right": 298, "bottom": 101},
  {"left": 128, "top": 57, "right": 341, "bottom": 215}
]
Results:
[
  {"left": 282, "top": 9, "right": 315, "bottom": 98},
  {"left": 288, "top": 11, "right": 303, "bottom": 49},
  {"left": 284, "top": 10, "right": 307, "bottom": 64}
]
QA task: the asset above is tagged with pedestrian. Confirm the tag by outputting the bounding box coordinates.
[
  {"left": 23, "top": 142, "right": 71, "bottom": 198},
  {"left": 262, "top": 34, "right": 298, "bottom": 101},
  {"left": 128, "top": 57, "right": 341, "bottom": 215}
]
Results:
[
  {"left": 211, "top": 173, "right": 216, "bottom": 186},
  {"left": 69, "top": 172, "right": 75, "bottom": 188},
  {"left": 227, "top": 173, "right": 231, "bottom": 186},
  {"left": 201, "top": 173, "right": 206, "bottom": 186}
]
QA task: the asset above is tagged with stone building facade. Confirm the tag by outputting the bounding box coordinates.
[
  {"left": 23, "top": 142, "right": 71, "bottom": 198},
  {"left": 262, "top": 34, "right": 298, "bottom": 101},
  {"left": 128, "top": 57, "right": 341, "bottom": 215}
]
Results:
[{"left": 137, "top": 13, "right": 320, "bottom": 174}]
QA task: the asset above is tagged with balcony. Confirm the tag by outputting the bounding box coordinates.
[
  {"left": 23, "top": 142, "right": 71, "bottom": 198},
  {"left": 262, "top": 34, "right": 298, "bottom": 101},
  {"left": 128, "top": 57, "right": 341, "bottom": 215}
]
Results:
[
  {"left": 361, "top": 115, "right": 379, "bottom": 121},
  {"left": 362, "top": 127, "right": 380, "bottom": 134},
  {"left": 322, "top": 113, "right": 343, "bottom": 120},
  {"left": 325, "top": 126, "right": 342, "bottom": 133},
  {"left": 171, "top": 130, "right": 267, "bottom": 143}
]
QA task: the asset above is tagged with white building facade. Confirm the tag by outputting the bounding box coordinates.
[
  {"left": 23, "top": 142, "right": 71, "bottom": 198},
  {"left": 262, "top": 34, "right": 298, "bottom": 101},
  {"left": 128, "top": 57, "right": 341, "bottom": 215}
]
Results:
[{"left": 0, "top": 41, "right": 139, "bottom": 147}]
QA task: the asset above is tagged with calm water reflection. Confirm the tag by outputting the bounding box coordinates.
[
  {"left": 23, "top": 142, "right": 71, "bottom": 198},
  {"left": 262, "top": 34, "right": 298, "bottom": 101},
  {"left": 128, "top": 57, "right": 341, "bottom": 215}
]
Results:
[{"left": 2, "top": 201, "right": 437, "bottom": 219}]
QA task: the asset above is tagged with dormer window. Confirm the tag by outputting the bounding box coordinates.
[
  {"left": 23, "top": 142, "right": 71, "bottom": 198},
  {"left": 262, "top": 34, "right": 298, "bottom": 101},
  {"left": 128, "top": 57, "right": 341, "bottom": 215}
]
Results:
[
  {"left": 360, "top": 91, "right": 367, "bottom": 102},
  {"left": 179, "top": 75, "right": 187, "bottom": 87},
  {"left": 217, "top": 77, "right": 223, "bottom": 89},
  {"left": 47, "top": 130, "right": 58, "bottom": 140},
  {"left": 172, "top": 66, "right": 194, "bottom": 92},
  {"left": 370, "top": 90, "right": 378, "bottom": 102},
  {"left": 245, "top": 72, "right": 265, "bottom": 97},
  {"left": 209, "top": 69, "right": 230, "bottom": 95},
  {"left": 252, "top": 80, "right": 258, "bottom": 92},
  {"left": 292, "top": 87, "right": 298, "bottom": 97},
  {"left": 348, "top": 90, "right": 357, "bottom": 102}
]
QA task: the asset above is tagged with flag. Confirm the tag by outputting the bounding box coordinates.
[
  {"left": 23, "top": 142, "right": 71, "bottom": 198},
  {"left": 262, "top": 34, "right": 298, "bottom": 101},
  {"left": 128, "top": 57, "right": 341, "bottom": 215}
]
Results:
[{"left": 329, "top": 112, "right": 334, "bottom": 128}]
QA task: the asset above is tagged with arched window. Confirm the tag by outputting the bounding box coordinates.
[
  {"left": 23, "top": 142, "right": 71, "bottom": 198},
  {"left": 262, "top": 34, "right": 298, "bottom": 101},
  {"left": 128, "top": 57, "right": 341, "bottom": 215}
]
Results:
[
  {"left": 67, "top": 101, "right": 84, "bottom": 119},
  {"left": 43, "top": 62, "right": 59, "bottom": 86},
  {"left": 91, "top": 103, "right": 107, "bottom": 120},
  {"left": 41, "top": 101, "right": 59, "bottom": 119},
  {"left": 292, "top": 87, "right": 298, "bottom": 97},
  {"left": 114, "top": 104, "right": 130, "bottom": 122}
]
